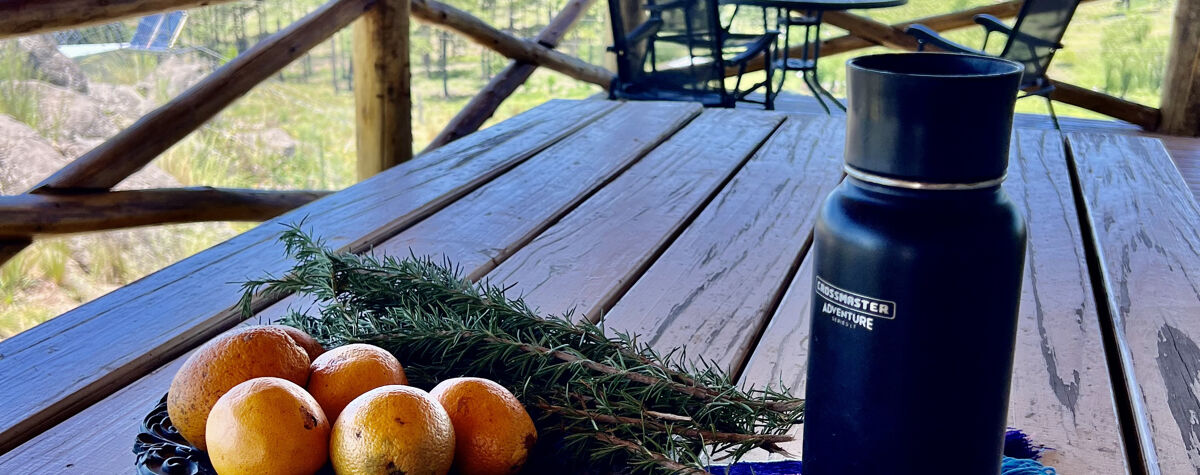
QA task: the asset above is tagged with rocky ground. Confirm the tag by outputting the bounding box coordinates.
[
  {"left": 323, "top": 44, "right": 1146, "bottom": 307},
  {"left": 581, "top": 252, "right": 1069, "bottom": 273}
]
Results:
[{"left": 0, "top": 36, "right": 287, "bottom": 336}]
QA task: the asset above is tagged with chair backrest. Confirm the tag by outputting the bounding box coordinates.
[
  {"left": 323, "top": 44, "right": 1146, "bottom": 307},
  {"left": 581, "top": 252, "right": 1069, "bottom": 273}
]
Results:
[
  {"left": 1001, "top": 0, "right": 1081, "bottom": 86},
  {"left": 608, "top": 0, "right": 729, "bottom": 100}
]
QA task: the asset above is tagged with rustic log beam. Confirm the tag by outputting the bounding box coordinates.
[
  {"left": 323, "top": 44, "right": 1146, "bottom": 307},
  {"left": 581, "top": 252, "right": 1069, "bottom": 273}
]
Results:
[
  {"left": 0, "top": 0, "right": 242, "bottom": 40},
  {"left": 354, "top": 0, "right": 412, "bottom": 179},
  {"left": 1159, "top": 0, "right": 1200, "bottom": 136},
  {"left": 821, "top": 10, "right": 922, "bottom": 51},
  {"left": 410, "top": 0, "right": 613, "bottom": 89},
  {"left": 0, "top": 188, "right": 331, "bottom": 237},
  {"left": 32, "top": 0, "right": 374, "bottom": 193},
  {"left": 0, "top": 239, "right": 31, "bottom": 266},
  {"left": 1045, "top": 80, "right": 1162, "bottom": 130},
  {"left": 427, "top": 0, "right": 596, "bottom": 149}
]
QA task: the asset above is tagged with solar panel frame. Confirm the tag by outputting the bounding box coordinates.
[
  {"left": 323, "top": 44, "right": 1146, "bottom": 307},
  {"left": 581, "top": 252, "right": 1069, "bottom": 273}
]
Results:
[{"left": 130, "top": 12, "right": 187, "bottom": 51}]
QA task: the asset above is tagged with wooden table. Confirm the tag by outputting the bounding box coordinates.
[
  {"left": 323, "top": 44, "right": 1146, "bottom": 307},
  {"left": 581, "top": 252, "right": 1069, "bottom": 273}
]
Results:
[{"left": 2, "top": 100, "right": 1199, "bottom": 474}]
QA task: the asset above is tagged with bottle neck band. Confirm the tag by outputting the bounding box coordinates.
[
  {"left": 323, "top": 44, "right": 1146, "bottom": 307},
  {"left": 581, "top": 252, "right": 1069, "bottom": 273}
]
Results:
[{"left": 844, "top": 165, "right": 1006, "bottom": 191}]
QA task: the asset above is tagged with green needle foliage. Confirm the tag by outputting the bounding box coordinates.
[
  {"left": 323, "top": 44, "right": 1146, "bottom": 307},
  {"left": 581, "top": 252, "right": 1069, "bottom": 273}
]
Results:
[{"left": 240, "top": 226, "right": 804, "bottom": 474}]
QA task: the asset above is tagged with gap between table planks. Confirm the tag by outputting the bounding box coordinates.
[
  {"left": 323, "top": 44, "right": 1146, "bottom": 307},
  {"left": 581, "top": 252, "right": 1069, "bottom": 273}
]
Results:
[
  {"left": 0, "top": 99, "right": 619, "bottom": 454},
  {"left": 486, "top": 108, "right": 785, "bottom": 320},
  {"left": 1068, "top": 132, "right": 1200, "bottom": 475},
  {"left": 733, "top": 128, "right": 1129, "bottom": 474},
  {"left": 0, "top": 100, "right": 724, "bottom": 472}
]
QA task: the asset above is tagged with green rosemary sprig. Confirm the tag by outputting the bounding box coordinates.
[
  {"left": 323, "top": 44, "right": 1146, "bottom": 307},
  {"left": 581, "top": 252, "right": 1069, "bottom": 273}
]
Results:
[{"left": 240, "top": 226, "right": 804, "bottom": 474}]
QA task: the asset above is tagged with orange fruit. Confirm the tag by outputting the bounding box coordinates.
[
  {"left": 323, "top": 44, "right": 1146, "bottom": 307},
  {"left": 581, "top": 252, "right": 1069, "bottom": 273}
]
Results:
[
  {"left": 430, "top": 377, "right": 537, "bottom": 475},
  {"left": 307, "top": 343, "right": 409, "bottom": 421},
  {"left": 330, "top": 385, "right": 456, "bottom": 475},
  {"left": 206, "top": 377, "right": 330, "bottom": 475},
  {"left": 167, "top": 325, "right": 310, "bottom": 450},
  {"left": 269, "top": 324, "right": 326, "bottom": 361}
]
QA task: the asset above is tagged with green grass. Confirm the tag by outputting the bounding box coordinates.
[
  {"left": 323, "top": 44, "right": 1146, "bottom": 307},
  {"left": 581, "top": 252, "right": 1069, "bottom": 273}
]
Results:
[{"left": 0, "top": 43, "right": 43, "bottom": 131}]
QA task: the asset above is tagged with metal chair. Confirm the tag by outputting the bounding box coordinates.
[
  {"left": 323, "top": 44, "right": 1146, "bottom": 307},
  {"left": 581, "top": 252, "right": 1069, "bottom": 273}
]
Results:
[
  {"left": 905, "top": 0, "right": 1081, "bottom": 127},
  {"left": 608, "top": 0, "right": 778, "bottom": 109}
]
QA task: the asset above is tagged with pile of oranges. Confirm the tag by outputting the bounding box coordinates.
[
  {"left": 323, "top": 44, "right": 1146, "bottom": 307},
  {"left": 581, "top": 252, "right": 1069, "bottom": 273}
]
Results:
[{"left": 166, "top": 325, "right": 538, "bottom": 475}]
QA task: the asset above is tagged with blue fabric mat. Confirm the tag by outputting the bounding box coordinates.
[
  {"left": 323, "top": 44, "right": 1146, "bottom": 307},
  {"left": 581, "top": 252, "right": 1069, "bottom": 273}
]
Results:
[
  {"left": 707, "top": 457, "right": 1054, "bottom": 474},
  {"left": 707, "top": 429, "right": 1056, "bottom": 474}
]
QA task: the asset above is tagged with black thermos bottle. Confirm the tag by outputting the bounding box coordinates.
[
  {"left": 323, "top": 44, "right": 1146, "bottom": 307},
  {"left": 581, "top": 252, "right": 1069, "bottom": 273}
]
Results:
[{"left": 802, "top": 53, "right": 1027, "bottom": 474}]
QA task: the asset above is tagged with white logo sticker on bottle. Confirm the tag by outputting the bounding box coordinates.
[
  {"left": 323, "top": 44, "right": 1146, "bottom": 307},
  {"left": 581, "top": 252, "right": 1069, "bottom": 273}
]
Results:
[{"left": 814, "top": 276, "right": 896, "bottom": 332}]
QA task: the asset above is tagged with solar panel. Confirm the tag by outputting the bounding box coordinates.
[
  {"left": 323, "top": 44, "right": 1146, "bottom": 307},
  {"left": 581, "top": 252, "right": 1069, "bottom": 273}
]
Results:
[{"left": 130, "top": 11, "right": 187, "bottom": 51}]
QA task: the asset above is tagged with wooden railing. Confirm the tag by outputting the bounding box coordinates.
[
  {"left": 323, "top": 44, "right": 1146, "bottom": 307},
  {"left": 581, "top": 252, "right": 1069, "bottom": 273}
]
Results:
[
  {"left": 0, "top": 0, "right": 1189, "bottom": 267},
  {"left": 0, "top": 0, "right": 613, "bottom": 267}
]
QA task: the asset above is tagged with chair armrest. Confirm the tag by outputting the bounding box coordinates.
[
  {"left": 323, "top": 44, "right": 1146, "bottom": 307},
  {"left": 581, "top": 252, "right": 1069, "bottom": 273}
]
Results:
[
  {"left": 626, "top": 18, "right": 664, "bottom": 46},
  {"left": 727, "top": 32, "right": 776, "bottom": 65},
  {"left": 974, "top": 14, "right": 1013, "bottom": 36},
  {"left": 904, "top": 24, "right": 984, "bottom": 55}
]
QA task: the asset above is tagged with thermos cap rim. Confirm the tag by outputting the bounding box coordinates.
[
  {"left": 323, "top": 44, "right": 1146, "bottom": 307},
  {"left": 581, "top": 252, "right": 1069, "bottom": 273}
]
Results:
[
  {"left": 843, "top": 53, "right": 1023, "bottom": 184},
  {"left": 844, "top": 165, "right": 1007, "bottom": 190}
]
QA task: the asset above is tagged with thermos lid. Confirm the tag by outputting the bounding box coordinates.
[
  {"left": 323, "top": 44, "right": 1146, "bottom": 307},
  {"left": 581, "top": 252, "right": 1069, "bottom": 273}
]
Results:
[{"left": 845, "top": 53, "right": 1024, "bottom": 185}]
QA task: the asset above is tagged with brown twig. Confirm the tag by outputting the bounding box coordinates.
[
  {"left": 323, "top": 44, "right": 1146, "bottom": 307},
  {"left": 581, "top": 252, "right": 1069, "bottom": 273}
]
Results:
[{"left": 593, "top": 433, "right": 709, "bottom": 474}]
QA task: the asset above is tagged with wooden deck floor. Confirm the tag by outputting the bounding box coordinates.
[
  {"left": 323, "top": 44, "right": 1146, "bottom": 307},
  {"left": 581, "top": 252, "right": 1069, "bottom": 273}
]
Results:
[{"left": 760, "top": 93, "right": 1200, "bottom": 199}]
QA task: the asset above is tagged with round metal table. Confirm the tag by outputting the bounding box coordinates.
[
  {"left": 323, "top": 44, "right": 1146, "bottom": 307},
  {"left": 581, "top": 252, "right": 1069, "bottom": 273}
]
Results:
[{"left": 723, "top": 0, "right": 906, "bottom": 111}]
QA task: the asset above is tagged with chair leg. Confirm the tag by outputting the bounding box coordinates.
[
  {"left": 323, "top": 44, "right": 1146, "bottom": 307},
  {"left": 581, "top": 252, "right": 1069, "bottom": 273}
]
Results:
[
  {"left": 802, "top": 71, "right": 830, "bottom": 114},
  {"left": 811, "top": 74, "right": 845, "bottom": 112},
  {"left": 764, "top": 54, "right": 775, "bottom": 110},
  {"left": 1045, "top": 96, "right": 1061, "bottom": 131},
  {"left": 776, "top": 7, "right": 789, "bottom": 95}
]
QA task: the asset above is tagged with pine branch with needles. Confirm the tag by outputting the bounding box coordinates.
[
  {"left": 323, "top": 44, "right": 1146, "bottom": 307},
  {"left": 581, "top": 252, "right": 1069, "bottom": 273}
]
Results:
[{"left": 240, "top": 226, "right": 804, "bottom": 474}]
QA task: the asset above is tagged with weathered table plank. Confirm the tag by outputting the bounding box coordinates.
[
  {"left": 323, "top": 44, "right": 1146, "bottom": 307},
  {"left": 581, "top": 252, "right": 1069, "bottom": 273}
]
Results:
[
  {"left": 600, "top": 115, "right": 844, "bottom": 372},
  {"left": 0, "top": 101, "right": 698, "bottom": 473},
  {"left": 1068, "top": 132, "right": 1200, "bottom": 474},
  {"left": 0, "top": 355, "right": 190, "bottom": 473},
  {"left": 737, "top": 129, "right": 1130, "bottom": 474},
  {"left": 256, "top": 101, "right": 701, "bottom": 320},
  {"left": 374, "top": 101, "right": 702, "bottom": 280},
  {"left": 1003, "top": 130, "right": 1128, "bottom": 474},
  {"left": 0, "top": 99, "right": 618, "bottom": 453},
  {"left": 486, "top": 109, "right": 784, "bottom": 319}
]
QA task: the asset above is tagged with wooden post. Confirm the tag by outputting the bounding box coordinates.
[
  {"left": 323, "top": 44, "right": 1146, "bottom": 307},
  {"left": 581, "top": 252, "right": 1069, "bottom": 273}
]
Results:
[
  {"left": 354, "top": 0, "right": 412, "bottom": 180},
  {"left": 1159, "top": 0, "right": 1200, "bottom": 136},
  {"left": 617, "top": 0, "right": 644, "bottom": 43}
]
